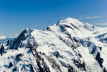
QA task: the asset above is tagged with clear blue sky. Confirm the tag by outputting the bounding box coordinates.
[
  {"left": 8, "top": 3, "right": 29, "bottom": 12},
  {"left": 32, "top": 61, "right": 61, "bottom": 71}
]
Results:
[{"left": 0, "top": 0, "right": 107, "bottom": 36}]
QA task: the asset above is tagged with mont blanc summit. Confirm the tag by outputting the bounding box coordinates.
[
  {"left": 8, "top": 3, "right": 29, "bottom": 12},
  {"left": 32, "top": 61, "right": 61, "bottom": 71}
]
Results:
[{"left": 0, "top": 18, "right": 107, "bottom": 72}]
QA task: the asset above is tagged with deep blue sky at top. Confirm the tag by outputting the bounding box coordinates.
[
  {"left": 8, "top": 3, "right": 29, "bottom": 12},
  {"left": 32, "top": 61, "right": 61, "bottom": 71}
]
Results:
[{"left": 0, "top": 0, "right": 107, "bottom": 36}]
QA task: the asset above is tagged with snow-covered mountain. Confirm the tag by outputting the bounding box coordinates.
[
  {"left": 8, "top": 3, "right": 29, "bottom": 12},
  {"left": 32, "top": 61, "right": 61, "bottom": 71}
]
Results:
[{"left": 0, "top": 17, "right": 107, "bottom": 72}]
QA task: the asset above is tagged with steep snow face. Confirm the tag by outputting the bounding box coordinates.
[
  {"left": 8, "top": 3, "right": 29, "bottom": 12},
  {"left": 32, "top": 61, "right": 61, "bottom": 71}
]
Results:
[{"left": 0, "top": 17, "right": 107, "bottom": 72}]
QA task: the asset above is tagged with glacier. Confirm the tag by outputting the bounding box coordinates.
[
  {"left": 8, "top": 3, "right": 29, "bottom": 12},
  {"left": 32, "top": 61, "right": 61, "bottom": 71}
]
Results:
[{"left": 0, "top": 17, "right": 107, "bottom": 72}]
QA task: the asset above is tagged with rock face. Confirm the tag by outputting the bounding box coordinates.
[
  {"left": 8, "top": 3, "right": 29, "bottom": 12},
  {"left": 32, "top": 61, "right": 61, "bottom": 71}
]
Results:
[{"left": 0, "top": 17, "right": 107, "bottom": 72}]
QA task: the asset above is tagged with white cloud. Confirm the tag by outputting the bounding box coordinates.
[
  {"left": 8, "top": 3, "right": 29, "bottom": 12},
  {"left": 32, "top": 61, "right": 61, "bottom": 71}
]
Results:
[
  {"left": 0, "top": 34, "right": 6, "bottom": 40},
  {"left": 80, "top": 16, "right": 107, "bottom": 20},
  {"left": 95, "top": 22, "right": 107, "bottom": 26},
  {"left": 85, "top": 16, "right": 102, "bottom": 19}
]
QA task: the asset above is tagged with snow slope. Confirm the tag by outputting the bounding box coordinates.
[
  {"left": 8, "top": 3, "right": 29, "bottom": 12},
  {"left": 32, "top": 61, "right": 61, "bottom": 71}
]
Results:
[{"left": 0, "top": 17, "right": 107, "bottom": 72}]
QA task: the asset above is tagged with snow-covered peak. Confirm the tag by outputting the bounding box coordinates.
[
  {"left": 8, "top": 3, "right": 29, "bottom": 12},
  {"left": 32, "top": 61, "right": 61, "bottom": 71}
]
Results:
[
  {"left": 48, "top": 17, "right": 96, "bottom": 38},
  {"left": 59, "top": 17, "right": 83, "bottom": 25}
]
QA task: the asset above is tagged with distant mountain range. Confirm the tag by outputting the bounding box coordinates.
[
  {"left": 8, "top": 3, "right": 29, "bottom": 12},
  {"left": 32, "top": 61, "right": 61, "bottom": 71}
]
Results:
[{"left": 0, "top": 18, "right": 107, "bottom": 72}]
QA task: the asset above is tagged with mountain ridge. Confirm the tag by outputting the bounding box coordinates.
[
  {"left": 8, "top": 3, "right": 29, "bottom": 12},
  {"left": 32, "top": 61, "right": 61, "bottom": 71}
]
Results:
[{"left": 0, "top": 17, "right": 107, "bottom": 72}]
